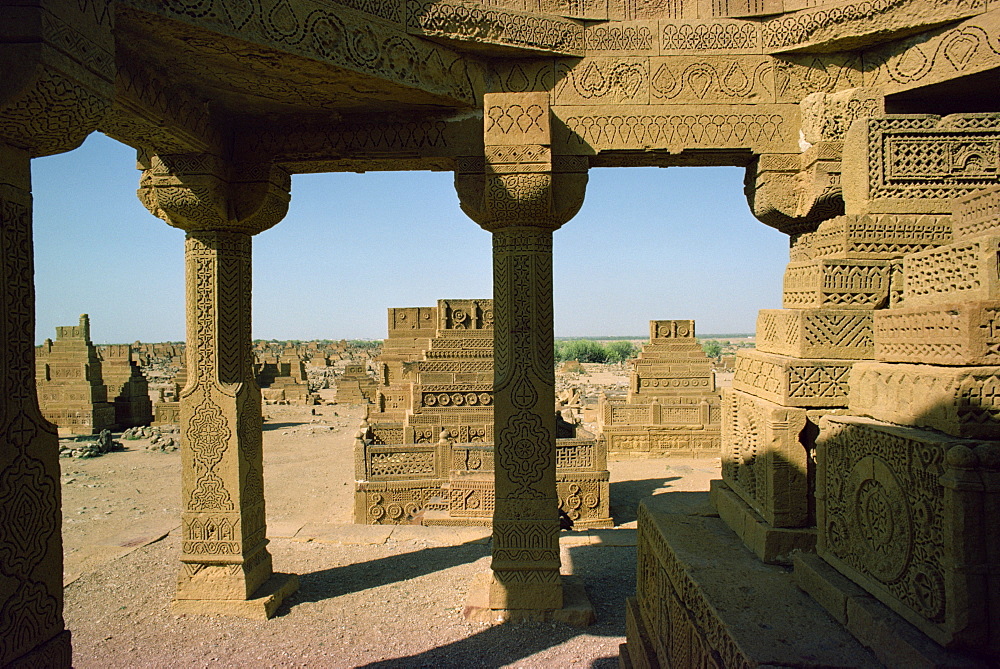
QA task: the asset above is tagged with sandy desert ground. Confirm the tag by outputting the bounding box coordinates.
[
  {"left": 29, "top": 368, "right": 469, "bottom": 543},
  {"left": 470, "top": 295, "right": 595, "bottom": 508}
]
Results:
[{"left": 61, "top": 397, "right": 720, "bottom": 668}]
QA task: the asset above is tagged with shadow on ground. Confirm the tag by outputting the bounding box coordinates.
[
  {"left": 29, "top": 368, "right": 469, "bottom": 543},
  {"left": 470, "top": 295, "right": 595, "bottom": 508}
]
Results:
[
  {"left": 608, "top": 476, "right": 680, "bottom": 524},
  {"left": 356, "top": 620, "right": 616, "bottom": 668},
  {"left": 326, "top": 536, "right": 637, "bottom": 668},
  {"left": 262, "top": 421, "right": 308, "bottom": 431},
  {"left": 280, "top": 540, "right": 490, "bottom": 610}
]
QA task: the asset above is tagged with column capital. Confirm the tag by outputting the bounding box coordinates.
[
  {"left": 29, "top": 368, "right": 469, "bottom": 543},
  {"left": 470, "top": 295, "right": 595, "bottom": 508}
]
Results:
[
  {"left": 0, "top": 1, "right": 113, "bottom": 158},
  {"left": 456, "top": 91, "right": 588, "bottom": 232},
  {"left": 137, "top": 152, "right": 291, "bottom": 235}
]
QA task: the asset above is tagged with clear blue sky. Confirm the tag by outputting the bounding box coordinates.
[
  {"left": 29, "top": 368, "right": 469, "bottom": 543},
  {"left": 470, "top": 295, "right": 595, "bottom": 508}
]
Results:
[{"left": 31, "top": 132, "right": 788, "bottom": 344}]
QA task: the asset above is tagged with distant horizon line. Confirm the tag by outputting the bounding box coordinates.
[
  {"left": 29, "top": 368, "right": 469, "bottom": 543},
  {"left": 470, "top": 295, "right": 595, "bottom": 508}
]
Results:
[{"left": 79, "top": 333, "right": 756, "bottom": 346}]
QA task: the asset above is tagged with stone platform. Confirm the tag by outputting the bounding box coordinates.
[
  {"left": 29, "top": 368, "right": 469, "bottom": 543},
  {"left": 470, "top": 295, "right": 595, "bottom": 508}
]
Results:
[{"left": 621, "top": 492, "right": 880, "bottom": 668}]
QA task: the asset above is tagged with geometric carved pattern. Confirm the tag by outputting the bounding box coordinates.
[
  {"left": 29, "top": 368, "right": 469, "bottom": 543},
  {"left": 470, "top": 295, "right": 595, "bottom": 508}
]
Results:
[
  {"left": 953, "top": 184, "right": 1000, "bottom": 241},
  {"left": 904, "top": 235, "right": 1000, "bottom": 307},
  {"left": 874, "top": 301, "right": 1000, "bottom": 365},
  {"left": 407, "top": 0, "right": 584, "bottom": 55},
  {"left": 370, "top": 450, "right": 436, "bottom": 477},
  {"left": 849, "top": 361, "right": 1000, "bottom": 439},
  {"left": 790, "top": 213, "right": 952, "bottom": 262},
  {"left": 0, "top": 579, "right": 61, "bottom": 666},
  {"left": 733, "top": 349, "right": 853, "bottom": 408},
  {"left": 721, "top": 388, "right": 809, "bottom": 528},
  {"left": 0, "top": 456, "right": 58, "bottom": 579},
  {"left": 817, "top": 416, "right": 1000, "bottom": 650},
  {"left": 783, "top": 258, "right": 890, "bottom": 309},
  {"left": 757, "top": 308, "right": 873, "bottom": 359},
  {"left": 562, "top": 109, "right": 788, "bottom": 152},
  {"left": 865, "top": 115, "right": 1000, "bottom": 202}
]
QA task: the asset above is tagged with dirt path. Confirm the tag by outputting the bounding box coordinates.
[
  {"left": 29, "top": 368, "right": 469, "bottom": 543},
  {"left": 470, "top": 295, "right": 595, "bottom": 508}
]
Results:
[{"left": 62, "top": 404, "right": 719, "bottom": 668}]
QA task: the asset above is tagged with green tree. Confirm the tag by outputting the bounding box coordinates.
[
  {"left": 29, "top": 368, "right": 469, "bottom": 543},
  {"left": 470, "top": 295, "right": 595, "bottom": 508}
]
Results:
[
  {"left": 605, "top": 340, "right": 637, "bottom": 363},
  {"left": 702, "top": 340, "right": 722, "bottom": 359},
  {"left": 558, "top": 340, "right": 608, "bottom": 363}
]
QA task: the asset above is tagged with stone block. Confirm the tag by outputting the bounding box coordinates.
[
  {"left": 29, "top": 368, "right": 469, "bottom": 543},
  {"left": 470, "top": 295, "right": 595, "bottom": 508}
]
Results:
[
  {"left": 628, "top": 496, "right": 880, "bottom": 668},
  {"left": 463, "top": 573, "right": 595, "bottom": 625},
  {"left": 843, "top": 114, "right": 1000, "bottom": 216},
  {"left": 757, "top": 308, "right": 874, "bottom": 359},
  {"left": 954, "top": 185, "right": 1000, "bottom": 241},
  {"left": 354, "top": 480, "right": 447, "bottom": 524},
  {"left": 849, "top": 361, "right": 1000, "bottom": 439},
  {"left": 904, "top": 234, "right": 1000, "bottom": 307},
  {"left": 789, "top": 213, "right": 952, "bottom": 262},
  {"left": 554, "top": 103, "right": 800, "bottom": 155},
  {"left": 783, "top": 257, "right": 890, "bottom": 309},
  {"left": 794, "top": 553, "right": 985, "bottom": 668},
  {"left": 874, "top": 301, "right": 1000, "bottom": 366},
  {"left": 800, "top": 88, "right": 884, "bottom": 145},
  {"left": 720, "top": 388, "right": 810, "bottom": 527},
  {"left": 816, "top": 416, "right": 1000, "bottom": 654},
  {"left": 732, "top": 349, "right": 853, "bottom": 408},
  {"left": 711, "top": 480, "right": 816, "bottom": 564},
  {"left": 171, "top": 573, "right": 298, "bottom": 621},
  {"left": 601, "top": 428, "right": 721, "bottom": 457}
]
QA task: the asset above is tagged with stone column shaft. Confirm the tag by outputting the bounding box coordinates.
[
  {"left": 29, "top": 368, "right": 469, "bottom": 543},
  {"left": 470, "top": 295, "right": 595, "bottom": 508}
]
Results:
[
  {"left": 456, "top": 82, "right": 587, "bottom": 614},
  {"left": 490, "top": 226, "right": 562, "bottom": 609},
  {"left": 0, "top": 142, "right": 71, "bottom": 666},
  {"left": 139, "top": 152, "right": 295, "bottom": 615},
  {"left": 177, "top": 230, "right": 270, "bottom": 600}
]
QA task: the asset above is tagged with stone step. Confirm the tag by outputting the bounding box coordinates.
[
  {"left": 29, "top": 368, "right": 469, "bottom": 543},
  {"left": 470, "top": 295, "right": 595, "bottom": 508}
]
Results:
[
  {"left": 954, "top": 184, "right": 1000, "bottom": 241},
  {"left": 790, "top": 213, "right": 952, "bottom": 262},
  {"left": 904, "top": 234, "right": 1000, "bottom": 307},
  {"left": 783, "top": 257, "right": 890, "bottom": 309},
  {"left": 874, "top": 301, "right": 1000, "bottom": 366},
  {"left": 757, "top": 308, "right": 874, "bottom": 359}
]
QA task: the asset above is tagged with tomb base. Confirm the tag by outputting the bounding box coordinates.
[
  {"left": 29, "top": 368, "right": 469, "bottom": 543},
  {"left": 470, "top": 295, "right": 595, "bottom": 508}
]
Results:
[
  {"left": 624, "top": 493, "right": 879, "bottom": 668},
  {"left": 711, "top": 479, "right": 816, "bottom": 565},
  {"left": 463, "top": 572, "right": 595, "bottom": 626},
  {"left": 170, "top": 572, "right": 299, "bottom": 621},
  {"left": 793, "top": 553, "right": 987, "bottom": 668}
]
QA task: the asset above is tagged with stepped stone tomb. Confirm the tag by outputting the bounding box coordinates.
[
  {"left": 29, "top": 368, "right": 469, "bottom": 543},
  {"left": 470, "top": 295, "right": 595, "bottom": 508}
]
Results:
[
  {"left": 6, "top": 0, "right": 1000, "bottom": 663},
  {"left": 597, "top": 319, "right": 721, "bottom": 457},
  {"left": 257, "top": 347, "right": 316, "bottom": 404},
  {"left": 356, "top": 299, "right": 612, "bottom": 529},
  {"left": 334, "top": 363, "right": 377, "bottom": 404},
  {"left": 35, "top": 314, "right": 116, "bottom": 436},
  {"left": 153, "top": 363, "right": 186, "bottom": 425},
  {"left": 98, "top": 344, "right": 154, "bottom": 428}
]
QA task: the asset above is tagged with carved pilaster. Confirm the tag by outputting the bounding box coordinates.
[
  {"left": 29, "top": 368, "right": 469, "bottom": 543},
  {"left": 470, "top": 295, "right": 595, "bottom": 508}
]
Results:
[
  {"left": 138, "top": 153, "right": 296, "bottom": 617},
  {"left": 0, "top": 3, "right": 114, "bottom": 655},
  {"left": 0, "top": 143, "right": 71, "bottom": 666},
  {"left": 457, "top": 86, "right": 588, "bottom": 614}
]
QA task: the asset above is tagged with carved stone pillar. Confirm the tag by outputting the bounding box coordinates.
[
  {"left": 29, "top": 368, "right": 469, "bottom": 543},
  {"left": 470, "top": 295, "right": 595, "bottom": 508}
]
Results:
[
  {"left": 0, "top": 143, "right": 72, "bottom": 668},
  {"left": 138, "top": 153, "right": 298, "bottom": 618},
  {"left": 0, "top": 0, "right": 113, "bottom": 661},
  {"left": 456, "top": 89, "right": 588, "bottom": 617}
]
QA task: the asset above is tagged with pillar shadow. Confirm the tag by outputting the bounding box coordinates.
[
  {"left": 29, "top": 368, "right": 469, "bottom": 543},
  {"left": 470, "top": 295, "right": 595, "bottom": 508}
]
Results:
[
  {"left": 351, "top": 538, "right": 636, "bottom": 668},
  {"left": 277, "top": 540, "right": 490, "bottom": 612},
  {"left": 608, "top": 476, "right": 680, "bottom": 524},
  {"left": 262, "top": 421, "right": 306, "bottom": 431},
  {"left": 356, "top": 622, "right": 582, "bottom": 668}
]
